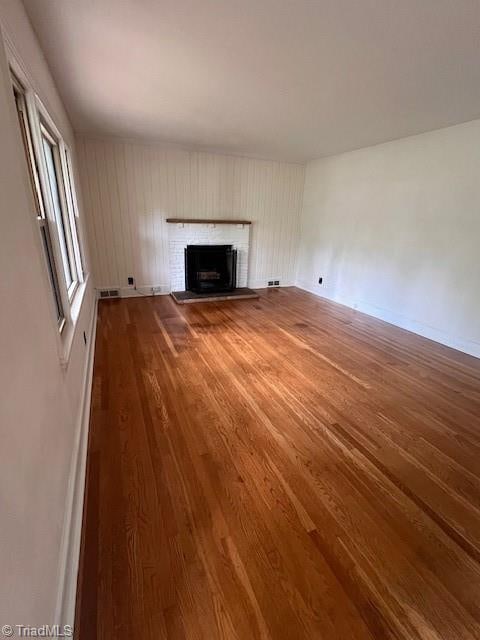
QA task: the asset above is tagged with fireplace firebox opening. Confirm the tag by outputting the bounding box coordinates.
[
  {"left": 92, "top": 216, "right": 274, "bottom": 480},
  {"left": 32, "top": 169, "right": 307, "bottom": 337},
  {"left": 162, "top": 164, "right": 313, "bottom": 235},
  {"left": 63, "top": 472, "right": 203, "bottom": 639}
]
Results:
[{"left": 185, "top": 244, "right": 237, "bottom": 294}]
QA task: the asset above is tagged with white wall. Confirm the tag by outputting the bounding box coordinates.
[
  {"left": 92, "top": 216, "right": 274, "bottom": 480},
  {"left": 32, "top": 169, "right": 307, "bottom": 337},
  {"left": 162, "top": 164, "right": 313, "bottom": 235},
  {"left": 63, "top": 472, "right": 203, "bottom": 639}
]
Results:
[
  {"left": 0, "top": 0, "right": 95, "bottom": 631},
  {"left": 76, "top": 136, "right": 305, "bottom": 292},
  {"left": 297, "top": 119, "right": 480, "bottom": 358}
]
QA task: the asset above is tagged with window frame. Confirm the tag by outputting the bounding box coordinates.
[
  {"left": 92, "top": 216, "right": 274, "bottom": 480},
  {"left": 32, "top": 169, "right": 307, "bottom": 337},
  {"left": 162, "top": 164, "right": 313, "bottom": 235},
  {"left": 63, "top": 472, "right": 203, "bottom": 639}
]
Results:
[
  {"left": 63, "top": 145, "right": 85, "bottom": 285},
  {"left": 7, "top": 48, "right": 89, "bottom": 366},
  {"left": 10, "top": 71, "right": 67, "bottom": 331},
  {"left": 38, "top": 119, "right": 80, "bottom": 301}
]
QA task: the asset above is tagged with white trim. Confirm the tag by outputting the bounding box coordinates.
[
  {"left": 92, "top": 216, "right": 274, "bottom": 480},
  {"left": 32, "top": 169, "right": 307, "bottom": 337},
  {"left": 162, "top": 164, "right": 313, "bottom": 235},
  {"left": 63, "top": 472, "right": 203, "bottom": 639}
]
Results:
[
  {"left": 96, "top": 282, "right": 294, "bottom": 297},
  {"left": 63, "top": 146, "right": 85, "bottom": 283},
  {"left": 7, "top": 51, "right": 68, "bottom": 358},
  {"left": 96, "top": 284, "right": 170, "bottom": 298},
  {"left": 0, "top": 25, "right": 70, "bottom": 143},
  {"left": 59, "top": 275, "right": 90, "bottom": 369},
  {"left": 54, "top": 297, "right": 98, "bottom": 629},
  {"left": 5, "top": 41, "right": 91, "bottom": 367},
  {"left": 248, "top": 279, "right": 294, "bottom": 290},
  {"left": 38, "top": 108, "right": 79, "bottom": 296},
  {"left": 120, "top": 285, "right": 170, "bottom": 297},
  {"left": 295, "top": 281, "right": 480, "bottom": 360}
]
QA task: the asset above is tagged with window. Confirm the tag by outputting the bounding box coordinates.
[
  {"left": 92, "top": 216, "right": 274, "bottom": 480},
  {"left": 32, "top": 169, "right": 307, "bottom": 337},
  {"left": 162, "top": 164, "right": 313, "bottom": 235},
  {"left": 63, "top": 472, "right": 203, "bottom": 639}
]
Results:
[
  {"left": 10, "top": 62, "right": 88, "bottom": 363},
  {"left": 40, "top": 124, "right": 79, "bottom": 298},
  {"left": 63, "top": 147, "right": 84, "bottom": 280},
  {"left": 11, "top": 74, "right": 65, "bottom": 326},
  {"left": 37, "top": 116, "right": 86, "bottom": 305}
]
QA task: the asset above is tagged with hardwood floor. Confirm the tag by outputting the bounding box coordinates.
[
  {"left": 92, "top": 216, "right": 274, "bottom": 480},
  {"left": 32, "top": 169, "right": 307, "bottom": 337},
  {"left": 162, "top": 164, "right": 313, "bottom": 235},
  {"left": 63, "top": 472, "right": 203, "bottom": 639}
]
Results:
[{"left": 76, "top": 287, "right": 480, "bottom": 639}]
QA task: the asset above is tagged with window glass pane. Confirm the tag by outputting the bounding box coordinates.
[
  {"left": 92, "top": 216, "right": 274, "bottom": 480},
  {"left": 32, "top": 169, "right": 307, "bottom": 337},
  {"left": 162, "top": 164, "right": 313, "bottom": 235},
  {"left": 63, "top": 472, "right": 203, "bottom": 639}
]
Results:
[
  {"left": 64, "top": 150, "right": 84, "bottom": 278},
  {"left": 42, "top": 136, "right": 73, "bottom": 288},
  {"left": 40, "top": 224, "right": 64, "bottom": 321}
]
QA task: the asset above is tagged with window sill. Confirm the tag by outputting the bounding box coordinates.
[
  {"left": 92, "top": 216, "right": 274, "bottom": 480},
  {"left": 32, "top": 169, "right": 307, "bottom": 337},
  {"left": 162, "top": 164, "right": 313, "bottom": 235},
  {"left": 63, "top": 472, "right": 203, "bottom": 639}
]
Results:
[{"left": 59, "top": 273, "right": 90, "bottom": 369}]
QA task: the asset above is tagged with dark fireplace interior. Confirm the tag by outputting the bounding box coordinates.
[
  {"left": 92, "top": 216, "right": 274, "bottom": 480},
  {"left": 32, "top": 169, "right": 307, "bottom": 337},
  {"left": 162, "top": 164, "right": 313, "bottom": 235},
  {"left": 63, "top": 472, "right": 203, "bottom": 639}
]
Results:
[{"left": 185, "top": 244, "right": 237, "bottom": 294}]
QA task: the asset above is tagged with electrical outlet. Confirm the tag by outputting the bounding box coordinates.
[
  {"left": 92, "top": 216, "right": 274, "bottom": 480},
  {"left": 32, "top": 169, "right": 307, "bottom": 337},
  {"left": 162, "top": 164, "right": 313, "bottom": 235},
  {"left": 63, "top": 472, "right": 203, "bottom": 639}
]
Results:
[
  {"left": 274, "top": 280, "right": 279, "bottom": 286},
  {"left": 268, "top": 280, "right": 274, "bottom": 286},
  {"left": 318, "top": 277, "right": 323, "bottom": 284},
  {"left": 128, "top": 276, "right": 134, "bottom": 286}
]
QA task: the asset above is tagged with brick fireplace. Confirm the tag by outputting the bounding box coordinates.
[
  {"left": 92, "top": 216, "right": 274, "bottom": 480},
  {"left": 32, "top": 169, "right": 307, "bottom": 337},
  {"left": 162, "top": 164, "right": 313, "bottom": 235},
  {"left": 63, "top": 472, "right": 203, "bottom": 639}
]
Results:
[{"left": 167, "top": 219, "right": 251, "bottom": 293}]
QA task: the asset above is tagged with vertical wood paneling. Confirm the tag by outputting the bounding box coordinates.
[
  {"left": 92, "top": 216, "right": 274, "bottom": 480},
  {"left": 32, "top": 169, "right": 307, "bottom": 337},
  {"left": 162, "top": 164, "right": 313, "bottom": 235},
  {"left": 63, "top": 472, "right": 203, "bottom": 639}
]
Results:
[{"left": 76, "top": 137, "right": 305, "bottom": 290}]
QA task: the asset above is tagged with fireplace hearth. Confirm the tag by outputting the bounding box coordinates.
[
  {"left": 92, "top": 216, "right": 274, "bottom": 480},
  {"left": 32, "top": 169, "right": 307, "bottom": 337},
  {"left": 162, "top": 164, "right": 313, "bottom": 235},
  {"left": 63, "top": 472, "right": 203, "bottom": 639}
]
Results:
[{"left": 185, "top": 244, "right": 237, "bottom": 294}]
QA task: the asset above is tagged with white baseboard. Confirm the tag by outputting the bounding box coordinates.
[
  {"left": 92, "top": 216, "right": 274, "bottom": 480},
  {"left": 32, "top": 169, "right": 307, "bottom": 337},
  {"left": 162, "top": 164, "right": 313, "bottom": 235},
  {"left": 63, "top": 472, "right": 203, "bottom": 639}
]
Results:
[
  {"left": 95, "top": 284, "right": 170, "bottom": 298},
  {"left": 296, "top": 281, "right": 480, "bottom": 359},
  {"left": 119, "top": 284, "right": 170, "bottom": 297},
  {"left": 54, "top": 297, "right": 98, "bottom": 630},
  {"left": 98, "top": 282, "right": 297, "bottom": 297},
  {"left": 248, "top": 280, "right": 295, "bottom": 290}
]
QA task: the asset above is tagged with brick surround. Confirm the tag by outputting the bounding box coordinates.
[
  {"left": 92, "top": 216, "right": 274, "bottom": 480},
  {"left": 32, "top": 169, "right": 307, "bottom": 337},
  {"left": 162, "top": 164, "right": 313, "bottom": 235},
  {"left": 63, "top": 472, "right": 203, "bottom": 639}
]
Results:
[{"left": 168, "top": 222, "right": 250, "bottom": 292}]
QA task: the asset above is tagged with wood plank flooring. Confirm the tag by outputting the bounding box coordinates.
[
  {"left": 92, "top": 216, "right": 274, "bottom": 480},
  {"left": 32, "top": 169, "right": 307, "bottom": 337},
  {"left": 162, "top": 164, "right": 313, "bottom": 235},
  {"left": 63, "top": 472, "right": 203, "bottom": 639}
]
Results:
[{"left": 76, "top": 287, "right": 480, "bottom": 639}]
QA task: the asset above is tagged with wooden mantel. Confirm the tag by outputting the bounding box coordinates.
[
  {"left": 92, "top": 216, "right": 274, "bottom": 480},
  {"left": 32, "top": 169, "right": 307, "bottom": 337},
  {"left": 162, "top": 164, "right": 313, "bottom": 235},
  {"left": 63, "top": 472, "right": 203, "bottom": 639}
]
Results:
[{"left": 166, "top": 218, "right": 252, "bottom": 225}]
